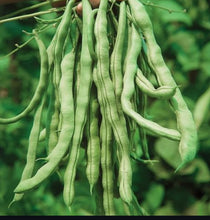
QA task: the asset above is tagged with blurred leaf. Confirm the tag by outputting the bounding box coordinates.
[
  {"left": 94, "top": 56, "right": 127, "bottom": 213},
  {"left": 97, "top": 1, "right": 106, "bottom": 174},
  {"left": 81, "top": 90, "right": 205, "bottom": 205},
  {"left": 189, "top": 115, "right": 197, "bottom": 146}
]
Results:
[
  {"left": 154, "top": 201, "right": 178, "bottom": 215},
  {"left": 183, "top": 200, "right": 210, "bottom": 215},
  {"left": 147, "top": 99, "right": 177, "bottom": 130},
  {"left": 166, "top": 186, "right": 196, "bottom": 213},
  {"left": 168, "top": 31, "right": 200, "bottom": 72},
  {"left": 3, "top": 21, "right": 23, "bottom": 38},
  {"left": 0, "top": 56, "right": 9, "bottom": 71},
  {"left": 200, "top": 42, "right": 210, "bottom": 77},
  {"left": 132, "top": 162, "right": 153, "bottom": 195},
  {"left": 155, "top": 138, "right": 181, "bottom": 169},
  {"left": 198, "top": 122, "right": 210, "bottom": 141},
  {"left": 114, "top": 198, "right": 129, "bottom": 216},
  {"left": 193, "top": 87, "right": 210, "bottom": 129},
  {"left": 179, "top": 158, "right": 210, "bottom": 183},
  {"left": 150, "top": 0, "right": 192, "bottom": 26},
  {"left": 1, "top": 9, "right": 36, "bottom": 41},
  {"left": 201, "top": 42, "right": 210, "bottom": 61},
  {"left": 0, "top": 99, "right": 25, "bottom": 118},
  {"left": 142, "top": 182, "right": 165, "bottom": 214},
  {"left": 0, "top": 163, "right": 11, "bottom": 202},
  {"left": 70, "top": 180, "right": 96, "bottom": 215}
]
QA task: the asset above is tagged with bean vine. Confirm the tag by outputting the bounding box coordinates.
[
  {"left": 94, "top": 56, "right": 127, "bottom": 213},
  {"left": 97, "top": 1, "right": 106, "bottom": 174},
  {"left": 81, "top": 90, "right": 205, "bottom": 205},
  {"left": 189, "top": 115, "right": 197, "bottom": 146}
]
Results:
[{"left": 0, "top": 0, "right": 198, "bottom": 216}]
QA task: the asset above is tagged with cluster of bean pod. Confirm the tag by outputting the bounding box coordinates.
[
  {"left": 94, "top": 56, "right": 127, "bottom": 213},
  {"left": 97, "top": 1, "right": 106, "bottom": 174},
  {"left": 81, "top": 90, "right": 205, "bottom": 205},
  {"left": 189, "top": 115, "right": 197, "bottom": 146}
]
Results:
[{"left": 1, "top": 0, "right": 198, "bottom": 215}]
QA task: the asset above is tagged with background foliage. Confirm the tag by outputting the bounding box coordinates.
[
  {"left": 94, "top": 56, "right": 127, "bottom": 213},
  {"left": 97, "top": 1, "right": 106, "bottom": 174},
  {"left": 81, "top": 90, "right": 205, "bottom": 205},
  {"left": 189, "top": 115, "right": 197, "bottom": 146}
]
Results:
[{"left": 0, "top": 0, "right": 209, "bottom": 216}]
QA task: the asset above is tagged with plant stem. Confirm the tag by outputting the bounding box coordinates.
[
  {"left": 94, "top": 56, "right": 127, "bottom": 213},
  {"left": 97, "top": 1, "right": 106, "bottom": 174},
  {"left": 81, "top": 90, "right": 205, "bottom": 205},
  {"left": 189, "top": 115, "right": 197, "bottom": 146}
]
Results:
[
  {"left": 142, "top": 0, "right": 187, "bottom": 13},
  {"left": 0, "top": 37, "right": 34, "bottom": 60},
  {"left": 0, "top": 24, "right": 53, "bottom": 59},
  {"left": 0, "top": 1, "right": 50, "bottom": 20},
  {"left": 0, "top": 7, "right": 64, "bottom": 24}
]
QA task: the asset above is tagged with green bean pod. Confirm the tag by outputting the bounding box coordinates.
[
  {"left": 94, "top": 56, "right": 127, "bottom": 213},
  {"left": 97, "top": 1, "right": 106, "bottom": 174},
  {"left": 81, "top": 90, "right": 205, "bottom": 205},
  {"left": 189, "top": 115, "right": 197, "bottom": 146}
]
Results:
[
  {"left": 86, "top": 90, "right": 101, "bottom": 194},
  {"left": 110, "top": 1, "right": 126, "bottom": 115},
  {"left": 52, "top": 1, "right": 76, "bottom": 135},
  {"left": 63, "top": 0, "right": 93, "bottom": 208},
  {"left": 193, "top": 87, "right": 210, "bottom": 129},
  {"left": 100, "top": 115, "right": 115, "bottom": 215},
  {"left": 137, "top": 92, "right": 150, "bottom": 160},
  {"left": 44, "top": 32, "right": 60, "bottom": 154},
  {"left": 47, "top": 31, "right": 58, "bottom": 72},
  {"left": 38, "top": 128, "right": 46, "bottom": 142},
  {"left": 135, "top": 68, "right": 177, "bottom": 99},
  {"left": 14, "top": 45, "right": 76, "bottom": 194},
  {"left": 94, "top": 0, "right": 133, "bottom": 205},
  {"left": 0, "top": 31, "right": 49, "bottom": 124},
  {"left": 128, "top": 0, "right": 198, "bottom": 170},
  {"left": 87, "top": 9, "right": 98, "bottom": 62},
  {"left": 93, "top": 64, "right": 116, "bottom": 215},
  {"left": 45, "top": 78, "right": 60, "bottom": 154},
  {"left": 121, "top": 23, "right": 181, "bottom": 141},
  {"left": 9, "top": 94, "right": 46, "bottom": 207},
  {"left": 53, "top": 0, "right": 76, "bottom": 83}
]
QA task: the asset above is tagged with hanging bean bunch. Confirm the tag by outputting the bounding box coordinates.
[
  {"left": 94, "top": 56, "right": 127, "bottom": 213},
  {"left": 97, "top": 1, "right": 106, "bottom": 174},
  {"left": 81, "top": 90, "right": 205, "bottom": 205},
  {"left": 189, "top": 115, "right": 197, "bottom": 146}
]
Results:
[{"left": 1, "top": 0, "right": 198, "bottom": 215}]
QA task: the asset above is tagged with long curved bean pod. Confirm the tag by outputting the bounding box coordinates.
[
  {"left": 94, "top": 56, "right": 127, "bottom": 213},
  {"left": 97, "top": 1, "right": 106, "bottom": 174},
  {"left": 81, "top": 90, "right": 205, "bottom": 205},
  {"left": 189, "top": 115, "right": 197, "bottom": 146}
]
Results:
[
  {"left": 110, "top": 1, "right": 126, "bottom": 114},
  {"left": 63, "top": 0, "right": 93, "bottom": 208},
  {"left": 94, "top": 0, "right": 133, "bottom": 205},
  {"left": 38, "top": 128, "right": 46, "bottom": 142},
  {"left": 137, "top": 91, "right": 150, "bottom": 160},
  {"left": 93, "top": 65, "right": 116, "bottom": 215},
  {"left": 86, "top": 89, "right": 101, "bottom": 194},
  {"left": 52, "top": 0, "right": 76, "bottom": 144},
  {"left": 100, "top": 115, "right": 115, "bottom": 215},
  {"left": 47, "top": 30, "right": 58, "bottom": 71},
  {"left": 193, "top": 87, "right": 210, "bottom": 129},
  {"left": 9, "top": 94, "right": 46, "bottom": 207},
  {"left": 128, "top": 0, "right": 198, "bottom": 170},
  {"left": 44, "top": 32, "right": 60, "bottom": 154},
  {"left": 87, "top": 9, "right": 98, "bottom": 62},
  {"left": 14, "top": 45, "right": 76, "bottom": 193},
  {"left": 53, "top": 0, "right": 76, "bottom": 85},
  {"left": 121, "top": 23, "right": 181, "bottom": 141},
  {"left": 45, "top": 78, "right": 60, "bottom": 154},
  {"left": 135, "top": 68, "right": 177, "bottom": 99},
  {"left": 0, "top": 31, "right": 49, "bottom": 124}
]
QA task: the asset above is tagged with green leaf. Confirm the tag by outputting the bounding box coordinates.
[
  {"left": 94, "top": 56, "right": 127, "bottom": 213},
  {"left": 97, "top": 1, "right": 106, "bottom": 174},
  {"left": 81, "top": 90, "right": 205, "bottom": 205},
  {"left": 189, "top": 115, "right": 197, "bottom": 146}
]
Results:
[
  {"left": 194, "top": 159, "right": 210, "bottom": 183},
  {"left": 114, "top": 198, "right": 129, "bottom": 216},
  {"left": 201, "top": 42, "right": 210, "bottom": 61},
  {"left": 154, "top": 201, "right": 178, "bottom": 215},
  {"left": 3, "top": 21, "right": 24, "bottom": 38},
  {"left": 193, "top": 87, "right": 210, "bottom": 129},
  {"left": 183, "top": 200, "right": 210, "bottom": 215},
  {"left": 142, "top": 182, "right": 165, "bottom": 214},
  {"left": 0, "top": 99, "right": 23, "bottom": 117},
  {"left": 155, "top": 138, "right": 181, "bottom": 169},
  {"left": 150, "top": 0, "right": 192, "bottom": 26},
  {"left": 0, "top": 56, "right": 9, "bottom": 71},
  {"left": 200, "top": 42, "right": 210, "bottom": 77},
  {"left": 168, "top": 31, "right": 200, "bottom": 72},
  {"left": 147, "top": 99, "right": 177, "bottom": 130},
  {"left": 166, "top": 187, "right": 196, "bottom": 214},
  {"left": 179, "top": 158, "right": 210, "bottom": 183}
]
